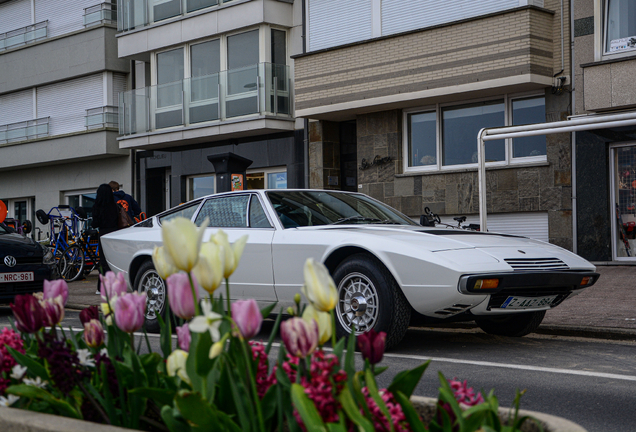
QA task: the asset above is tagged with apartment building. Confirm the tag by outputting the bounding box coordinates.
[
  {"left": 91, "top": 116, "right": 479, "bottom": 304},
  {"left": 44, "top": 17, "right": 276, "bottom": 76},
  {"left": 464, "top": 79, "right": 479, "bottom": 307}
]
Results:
[
  {"left": 0, "top": 0, "right": 130, "bottom": 236},
  {"left": 573, "top": 0, "right": 636, "bottom": 262},
  {"left": 115, "top": 0, "right": 305, "bottom": 216},
  {"left": 294, "top": 0, "right": 574, "bottom": 248}
]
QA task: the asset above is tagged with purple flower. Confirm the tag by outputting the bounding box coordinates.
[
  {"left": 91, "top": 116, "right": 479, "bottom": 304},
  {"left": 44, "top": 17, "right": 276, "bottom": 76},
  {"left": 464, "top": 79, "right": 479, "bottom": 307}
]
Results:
[
  {"left": 114, "top": 292, "right": 146, "bottom": 333},
  {"left": 40, "top": 296, "right": 65, "bottom": 327},
  {"left": 176, "top": 323, "right": 191, "bottom": 351},
  {"left": 43, "top": 279, "right": 69, "bottom": 306},
  {"left": 11, "top": 294, "right": 45, "bottom": 334},
  {"left": 167, "top": 272, "right": 199, "bottom": 320},
  {"left": 84, "top": 319, "right": 105, "bottom": 348},
  {"left": 450, "top": 379, "right": 484, "bottom": 406},
  {"left": 232, "top": 299, "right": 262, "bottom": 339},
  {"left": 79, "top": 305, "right": 99, "bottom": 325},
  {"left": 281, "top": 317, "right": 318, "bottom": 358},
  {"left": 100, "top": 271, "right": 128, "bottom": 301},
  {"left": 357, "top": 329, "right": 386, "bottom": 365}
]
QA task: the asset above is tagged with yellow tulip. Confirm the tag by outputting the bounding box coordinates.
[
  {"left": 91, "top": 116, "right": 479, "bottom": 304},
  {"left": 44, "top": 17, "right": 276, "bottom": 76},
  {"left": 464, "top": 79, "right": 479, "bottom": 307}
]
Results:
[
  {"left": 212, "top": 230, "right": 248, "bottom": 278},
  {"left": 161, "top": 217, "right": 209, "bottom": 272},
  {"left": 302, "top": 304, "right": 332, "bottom": 345},
  {"left": 302, "top": 258, "right": 337, "bottom": 312},
  {"left": 192, "top": 242, "right": 224, "bottom": 294},
  {"left": 152, "top": 246, "right": 178, "bottom": 279},
  {"left": 166, "top": 349, "right": 190, "bottom": 384}
]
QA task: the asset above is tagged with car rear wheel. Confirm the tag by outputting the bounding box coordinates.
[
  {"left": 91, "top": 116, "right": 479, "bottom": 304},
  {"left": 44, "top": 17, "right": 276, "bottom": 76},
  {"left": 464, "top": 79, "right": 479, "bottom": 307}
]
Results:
[
  {"left": 134, "top": 260, "right": 166, "bottom": 333},
  {"left": 332, "top": 253, "right": 411, "bottom": 350},
  {"left": 474, "top": 310, "right": 546, "bottom": 337}
]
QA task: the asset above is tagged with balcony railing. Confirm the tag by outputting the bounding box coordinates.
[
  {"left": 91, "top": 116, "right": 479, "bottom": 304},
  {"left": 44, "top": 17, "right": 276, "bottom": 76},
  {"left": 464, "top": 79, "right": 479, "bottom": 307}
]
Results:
[
  {"left": 119, "top": 62, "right": 290, "bottom": 137},
  {"left": 0, "top": 21, "right": 48, "bottom": 52},
  {"left": 86, "top": 106, "right": 119, "bottom": 129},
  {"left": 0, "top": 118, "right": 50, "bottom": 144},
  {"left": 84, "top": 2, "right": 118, "bottom": 27},
  {"left": 117, "top": 0, "right": 235, "bottom": 32}
]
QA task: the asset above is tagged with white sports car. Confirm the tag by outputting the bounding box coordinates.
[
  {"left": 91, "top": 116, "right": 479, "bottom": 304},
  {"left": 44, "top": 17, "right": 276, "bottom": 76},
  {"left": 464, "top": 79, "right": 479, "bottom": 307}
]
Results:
[{"left": 101, "top": 189, "right": 599, "bottom": 348}]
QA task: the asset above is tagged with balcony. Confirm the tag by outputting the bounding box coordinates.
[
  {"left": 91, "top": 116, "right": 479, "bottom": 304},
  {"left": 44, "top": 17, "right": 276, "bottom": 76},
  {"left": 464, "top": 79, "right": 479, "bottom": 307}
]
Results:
[
  {"left": 86, "top": 106, "right": 119, "bottom": 129},
  {"left": 0, "top": 118, "right": 49, "bottom": 145},
  {"left": 119, "top": 63, "right": 291, "bottom": 140},
  {"left": 117, "top": 0, "right": 236, "bottom": 32},
  {"left": 84, "top": 2, "right": 118, "bottom": 27},
  {"left": 0, "top": 21, "right": 47, "bottom": 52}
]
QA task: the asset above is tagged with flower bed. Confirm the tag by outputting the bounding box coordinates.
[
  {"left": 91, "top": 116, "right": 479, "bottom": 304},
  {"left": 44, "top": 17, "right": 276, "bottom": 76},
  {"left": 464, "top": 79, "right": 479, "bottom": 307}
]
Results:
[{"left": 0, "top": 217, "right": 588, "bottom": 431}]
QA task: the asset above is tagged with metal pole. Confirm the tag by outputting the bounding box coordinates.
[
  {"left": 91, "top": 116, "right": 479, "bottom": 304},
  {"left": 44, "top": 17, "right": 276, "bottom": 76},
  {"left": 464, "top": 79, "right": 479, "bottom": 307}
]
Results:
[{"left": 477, "top": 128, "right": 488, "bottom": 232}]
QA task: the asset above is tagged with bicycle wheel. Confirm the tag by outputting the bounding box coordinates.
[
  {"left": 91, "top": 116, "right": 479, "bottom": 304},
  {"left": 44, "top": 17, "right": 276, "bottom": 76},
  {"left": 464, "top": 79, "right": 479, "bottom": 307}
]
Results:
[{"left": 59, "top": 245, "right": 85, "bottom": 282}]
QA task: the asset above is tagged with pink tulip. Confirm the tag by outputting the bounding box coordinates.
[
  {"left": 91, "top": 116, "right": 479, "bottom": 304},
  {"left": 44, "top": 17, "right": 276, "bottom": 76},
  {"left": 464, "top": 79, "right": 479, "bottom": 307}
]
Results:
[
  {"left": 40, "top": 296, "right": 65, "bottom": 327},
  {"left": 167, "top": 273, "right": 199, "bottom": 320},
  {"left": 357, "top": 329, "right": 386, "bottom": 365},
  {"left": 176, "top": 323, "right": 191, "bottom": 351},
  {"left": 232, "top": 299, "right": 262, "bottom": 339},
  {"left": 11, "top": 294, "right": 45, "bottom": 334},
  {"left": 84, "top": 319, "right": 105, "bottom": 348},
  {"left": 100, "top": 271, "right": 128, "bottom": 301},
  {"left": 114, "top": 292, "right": 146, "bottom": 333},
  {"left": 43, "top": 279, "right": 68, "bottom": 306},
  {"left": 281, "top": 317, "right": 319, "bottom": 358}
]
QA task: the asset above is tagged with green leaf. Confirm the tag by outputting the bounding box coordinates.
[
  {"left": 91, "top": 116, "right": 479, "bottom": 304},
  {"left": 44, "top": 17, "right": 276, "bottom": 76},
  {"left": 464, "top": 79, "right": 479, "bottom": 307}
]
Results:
[
  {"left": 6, "top": 384, "right": 81, "bottom": 419},
  {"left": 373, "top": 366, "right": 388, "bottom": 376},
  {"left": 291, "top": 383, "right": 327, "bottom": 432},
  {"left": 332, "top": 337, "right": 345, "bottom": 364},
  {"left": 158, "top": 313, "right": 173, "bottom": 359},
  {"left": 161, "top": 405, "right": 192, "bottom": 432},
  {"left": 129, "top": 387, "right": 176, "bottom": 407},
  {"left": 260, "top": 302, "right": 278, "bottom": 318},
  {"left": 175, "top": 390, "right": 218, "bottom": 428},
  {"left": 6, "top": 346, "right": 49, "bottom": 381},
  {"left": 364, "top": 369, "right": 394, "bottom": 432},
  {"left": 195, "top": 331, "right": 215, "bottom": 377},
  {"left": 387, "top": 360, "right": 430, "bottom": 399},
  {"left": 265, "top": 307, "right": 284, "bottom": 355},
  {"left": 393, "top": 391, "right": 428, "bottom": 432},
  {"left": 261, "top": 382, "right": 278, "bottom": 423},
  {"left": 338, "top": 387, "right": 375, "bottom": 432}
]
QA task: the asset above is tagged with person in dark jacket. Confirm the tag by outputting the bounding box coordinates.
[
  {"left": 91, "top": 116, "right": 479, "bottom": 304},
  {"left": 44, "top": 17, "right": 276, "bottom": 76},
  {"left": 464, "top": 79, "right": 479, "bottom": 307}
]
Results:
[
  {"left": 92, "top": 184, "right": 119, "bottom": 294},
  {"left": 109, "top": 181, "right": 141, "bottom": 219}
]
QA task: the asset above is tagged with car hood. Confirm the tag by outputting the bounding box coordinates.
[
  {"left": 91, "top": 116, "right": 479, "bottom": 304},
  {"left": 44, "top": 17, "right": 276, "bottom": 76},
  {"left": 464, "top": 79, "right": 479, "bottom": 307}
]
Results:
[{"left": 0, "top": 233, "right": 42, "bottom": 256}]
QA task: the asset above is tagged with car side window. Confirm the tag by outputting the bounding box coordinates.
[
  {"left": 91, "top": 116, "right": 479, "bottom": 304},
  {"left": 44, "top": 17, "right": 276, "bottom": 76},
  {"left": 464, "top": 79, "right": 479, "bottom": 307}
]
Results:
[
  {"left": 158, "top": 201, "right": 202, "bottom": 225},
  {"left": 249, "top": 196, "right": 272, "bottom": 228},
  {"left": 195, "top": 196, "right": 249, "bottom": 227}
]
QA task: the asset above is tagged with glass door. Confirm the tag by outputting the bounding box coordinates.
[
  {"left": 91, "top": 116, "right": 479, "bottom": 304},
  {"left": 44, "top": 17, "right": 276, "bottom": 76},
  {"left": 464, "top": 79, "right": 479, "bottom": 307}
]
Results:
[{"left": 611, "top": 144, "right": 636, "bottom": 260}]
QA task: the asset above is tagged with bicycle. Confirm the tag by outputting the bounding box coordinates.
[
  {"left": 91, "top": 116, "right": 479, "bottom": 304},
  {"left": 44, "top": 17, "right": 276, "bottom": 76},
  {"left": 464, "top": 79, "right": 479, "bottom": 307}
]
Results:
[
  {"left": 419, "top": 207, "right": 480, "bottom": 231},
  {"left": 58, "top": 228, "right": 101, "bottom": 282}
]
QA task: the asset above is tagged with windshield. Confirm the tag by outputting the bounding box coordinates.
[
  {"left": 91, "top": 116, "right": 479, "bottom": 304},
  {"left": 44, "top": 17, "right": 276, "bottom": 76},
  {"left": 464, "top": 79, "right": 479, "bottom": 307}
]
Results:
[{"left": 266, "top": 191, "right": 418, "bottom": 228}]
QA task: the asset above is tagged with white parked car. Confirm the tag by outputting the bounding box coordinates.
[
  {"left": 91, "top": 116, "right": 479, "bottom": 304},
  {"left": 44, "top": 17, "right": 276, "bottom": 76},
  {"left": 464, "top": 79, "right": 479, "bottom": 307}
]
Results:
[{"left": 101, "top": 190, "right": 599, "bottom": 348}]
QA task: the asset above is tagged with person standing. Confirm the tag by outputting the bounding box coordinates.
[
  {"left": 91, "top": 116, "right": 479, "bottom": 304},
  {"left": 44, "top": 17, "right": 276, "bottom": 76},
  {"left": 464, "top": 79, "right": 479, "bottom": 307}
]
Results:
[
  {"left": 109, "top": 181, "right": 142, "bottom": 219},
  {"left": 92, "top": 184, "right": 119, "bottom": 295}
]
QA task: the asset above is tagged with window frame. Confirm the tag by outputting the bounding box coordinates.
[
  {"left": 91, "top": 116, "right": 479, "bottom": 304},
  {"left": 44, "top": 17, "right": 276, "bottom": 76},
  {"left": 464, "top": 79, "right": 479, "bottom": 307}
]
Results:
[
  {"left": 602, "top": 0, "right": 636, "bottom": 57},
  {"left": 403, "top": 92, "right": 547, "bottom": 174},
  {"left": 186, "top": 173, "right": 216, "bottom": 201},
  {"left": 609, "top": 142, "right": 636, "bottom": 261}
]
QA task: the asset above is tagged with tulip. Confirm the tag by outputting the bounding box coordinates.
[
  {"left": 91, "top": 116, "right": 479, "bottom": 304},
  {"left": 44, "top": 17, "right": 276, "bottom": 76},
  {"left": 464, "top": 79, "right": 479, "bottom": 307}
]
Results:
[
  {"left": 152, "top": 246, "right": 178, "bottom": 280},
  {"left": 191, "top": 242, "right": 224, "bottom": 294},
  {"left": 232, "top": 299, "right": 262, "bottom": 339},
  {"left": 166, "top": 349, "right": 190, "bottom": 384},
  {"left": 209, "top": 333, "right": 229, "bottom": 359},
  {"left": 162, "top": 217, "right": 209, "bottom": 272},
  {"left": 302, "top": 304, "right": 332, "bottom": 346},
  {"left": 100, "top": 271, "right": 128, "bottom": 301},
  {"left": 302, "top": 258, "right": 337, "bottom": 312},
  {"left": 113, "top": 292, "right": 146, "bottom": 333},
  {"left": 280, "top": 317, "right": 319, "bottom": 358},
  {"left": 176, "top": 324, "right": 191, "bottom": 351},
  {"left": 11, "top": 294, "right": 45, "bottom": 334},
  {"left": 84, "top": 319, "right": 105, "bottom": 348},
  {"left": 43, "top": 279, "right": 69, "bottom": 306},
  {"left": 212, "top": 230, "right": 248, "bottom": 278},
  {"left": 79, "top": 305, "right": 99, "bottom": 325},
  {"left": 40, "top": 296, "right": 65, "bottom": 327},
  {"left": 166, "top": 273, "right": 199, "bottom": 320},
  {"left": 357, "top": 329, "right": 386, "bottom": 365},
  {"left": 189, "top": 300, "right": 223, "bottom": 342}
]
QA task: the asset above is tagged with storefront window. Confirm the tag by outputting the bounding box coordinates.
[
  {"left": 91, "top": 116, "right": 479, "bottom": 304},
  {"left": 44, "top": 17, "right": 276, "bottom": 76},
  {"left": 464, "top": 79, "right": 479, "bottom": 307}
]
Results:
[
  {"left": 188, "top": 175, "right": 215, "bottom": 200},
  {"left": 613, "top": 145, "right": 636, "bottom": 259},
  {"left": 246, "top": 170, "right": 287, "bottom": 189}
]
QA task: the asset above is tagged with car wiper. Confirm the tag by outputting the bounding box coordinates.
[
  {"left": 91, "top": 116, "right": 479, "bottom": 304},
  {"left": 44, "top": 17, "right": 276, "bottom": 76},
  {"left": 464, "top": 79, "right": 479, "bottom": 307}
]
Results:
[
  {"left": 331, "top": 216, "right": 383, "bottom": 225},
  {"left": 373, "top": 220, "right": 402, "bottom": 224}
]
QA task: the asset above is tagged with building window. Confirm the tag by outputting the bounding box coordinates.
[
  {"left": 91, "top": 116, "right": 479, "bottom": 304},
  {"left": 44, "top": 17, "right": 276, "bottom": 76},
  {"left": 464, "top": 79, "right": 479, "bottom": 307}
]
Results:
[
  {"left": 246, "top": 168, "right": 287, "bottom": 189},
  {"left": 605, "top": 0, "right": 636, "bottom": 54},
  {"left": 156, "top": 48, "right": 184, "bottom": 129},
  {"left": 66, "top": 191, "right": 97, "bottom": 219},
  {"left": 611, "top": 144, "right": 636, "bottom": 260},
  {"left": 405, "top": 95, "right": 546, "bottom": 172},
  {"left": 190, "top": 40, "right": 221, "bottom": 123},
  {"left": 187, "top": 175, "right": 215, "bottom": 200}
]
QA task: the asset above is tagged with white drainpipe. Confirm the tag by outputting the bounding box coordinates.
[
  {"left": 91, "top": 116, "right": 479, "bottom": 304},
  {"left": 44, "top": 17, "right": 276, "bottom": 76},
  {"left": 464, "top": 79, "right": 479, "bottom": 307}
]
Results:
[{"left": 477, "top": 112, "right": 636, "bottom": 233}]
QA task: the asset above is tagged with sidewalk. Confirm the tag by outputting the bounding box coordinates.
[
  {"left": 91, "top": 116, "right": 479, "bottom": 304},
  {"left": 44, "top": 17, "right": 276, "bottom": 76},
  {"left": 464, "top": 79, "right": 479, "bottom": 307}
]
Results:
[{"left": 66, "top": 266, "right": 636, "bottom": 340}]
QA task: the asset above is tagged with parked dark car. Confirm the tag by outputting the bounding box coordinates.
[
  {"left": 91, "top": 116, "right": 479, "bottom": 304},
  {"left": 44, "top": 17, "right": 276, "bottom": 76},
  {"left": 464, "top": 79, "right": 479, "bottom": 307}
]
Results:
[{"left": 0, "top": 222, "right": 58, "bottom": 303}]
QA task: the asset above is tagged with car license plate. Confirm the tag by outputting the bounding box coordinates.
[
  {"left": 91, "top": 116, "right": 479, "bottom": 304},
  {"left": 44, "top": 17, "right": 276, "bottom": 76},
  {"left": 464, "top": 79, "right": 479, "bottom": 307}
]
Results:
[
  {"left": 0, "top": 272, "right": 34, "bottom": 283},
  {"left": 500, "top": 295, "right": 557, "bottom": 309}
]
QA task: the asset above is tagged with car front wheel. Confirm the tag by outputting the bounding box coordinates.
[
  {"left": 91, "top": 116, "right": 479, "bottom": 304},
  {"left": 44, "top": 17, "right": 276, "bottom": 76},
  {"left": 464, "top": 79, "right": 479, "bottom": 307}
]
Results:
[
  {"left": 332, "top": 253, "right": 411, "bottom": 350},
  {"left": 134, "top": 260, "right": 166, "bottom": 333},
  {"left": 474, "top": 310, "right": 546, "bottom": 337}
]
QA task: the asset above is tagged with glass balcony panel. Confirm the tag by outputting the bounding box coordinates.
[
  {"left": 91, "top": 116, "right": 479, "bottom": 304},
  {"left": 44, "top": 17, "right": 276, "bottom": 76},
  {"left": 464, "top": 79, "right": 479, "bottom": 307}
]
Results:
[
  {"left": 187, "top": 0, "right": 218, "bottom": 13},
  {"left": 154, "top": 82, "right": 183, "bottom": 129},
  {"left": 0, "top": 39, "right": 5, "bottom": 50},
  {"left": 5, "top": 33, "right": 26, "bottom": 48},
  {"left": 264, "top": 63, "right": 290, "bottom": 116},
  {"left": 189, "top": 74, "right": 220, "bottom": 124},
  {"left": 226, "top": 65, "right": 258, "bottom": 118},
  {"left": 118, "top": 0, "right": 147, "bottom": 31},
  {"left": 153, "top": 0, "right": 180, "bottom": 22},
  {"left": 119, "top": 88, "right": 150, "bottom": 135}
]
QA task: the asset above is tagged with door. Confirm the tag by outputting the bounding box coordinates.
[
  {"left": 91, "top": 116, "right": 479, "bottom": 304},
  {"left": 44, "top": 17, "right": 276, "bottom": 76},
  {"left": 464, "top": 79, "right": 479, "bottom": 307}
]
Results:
[
  {"left": 146, "top": 168, "right": 166, "bottom": 217},
  {"left": 194, "top": 193, "right": 276, "bottom": 302}
]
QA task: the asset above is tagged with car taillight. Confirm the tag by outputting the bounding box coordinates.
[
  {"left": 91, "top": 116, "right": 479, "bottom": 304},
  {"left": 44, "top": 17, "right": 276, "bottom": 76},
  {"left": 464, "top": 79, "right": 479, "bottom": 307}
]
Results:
[{"left": 474, "top": 278, "right": 499, "bottom": 290}]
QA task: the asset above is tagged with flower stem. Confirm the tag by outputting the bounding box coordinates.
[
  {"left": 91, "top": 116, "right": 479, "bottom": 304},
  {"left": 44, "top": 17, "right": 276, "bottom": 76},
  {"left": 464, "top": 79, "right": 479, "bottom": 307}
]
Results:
[
  {"left": 225, "top": 278, "right": 231, "bottom": 318},
  {"left": 330, "top": 309, "right": 337, "bottom": 348},
  {"left": 187, "top": 272, "right": 201, "bottom": 316}
]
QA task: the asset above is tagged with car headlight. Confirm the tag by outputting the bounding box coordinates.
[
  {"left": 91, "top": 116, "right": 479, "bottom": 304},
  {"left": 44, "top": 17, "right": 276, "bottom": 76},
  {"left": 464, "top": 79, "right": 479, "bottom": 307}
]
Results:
[{"left": 42, "top": 246, "right": 55, "bottom": 265}]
